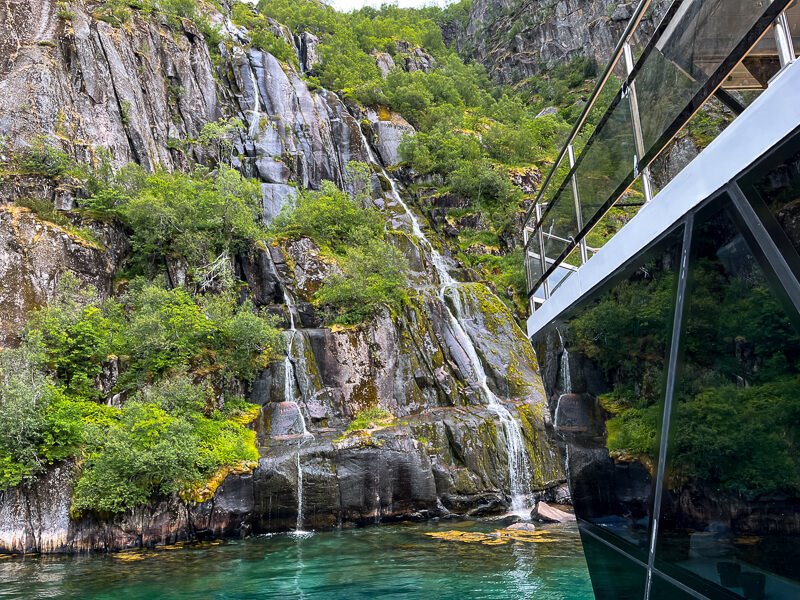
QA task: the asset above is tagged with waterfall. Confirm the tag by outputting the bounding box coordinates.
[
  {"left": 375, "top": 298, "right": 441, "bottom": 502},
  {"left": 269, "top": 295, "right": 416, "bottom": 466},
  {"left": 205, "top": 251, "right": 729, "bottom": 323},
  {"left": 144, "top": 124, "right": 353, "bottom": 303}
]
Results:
[
  {"left": 246, "top": 61, "right": 262, "bottom": 139},
  {"left": 269, "top": 259, "right": 313, "bottom": 535},
  {"left": 556, "top": 328, "right": 571, "bottom": 394},
  {"left": 561, "top": 349, "right": 572, "bottom": 395},
  {"left": 357, "top": 130, "right": 533, "bottom": 515},
  {"left": 286, "top": 324, "right": 313, "bottom": 536}
]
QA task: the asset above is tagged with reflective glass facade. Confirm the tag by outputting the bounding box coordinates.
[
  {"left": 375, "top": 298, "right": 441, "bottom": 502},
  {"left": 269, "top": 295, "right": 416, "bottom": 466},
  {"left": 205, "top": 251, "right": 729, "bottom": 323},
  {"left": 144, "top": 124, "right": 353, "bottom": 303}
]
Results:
[
  {"left": 532, "top": 131, "right": 800, "bottom": 600},
  {"left": 524, "top": 0, "right": 797, "bottom": 310}
]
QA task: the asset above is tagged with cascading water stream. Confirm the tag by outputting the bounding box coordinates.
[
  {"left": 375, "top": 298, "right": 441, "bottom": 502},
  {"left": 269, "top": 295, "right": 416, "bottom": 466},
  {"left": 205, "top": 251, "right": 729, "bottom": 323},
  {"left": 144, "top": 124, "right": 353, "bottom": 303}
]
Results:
[
  {"left": 269, "top": 260, "right": 313, "bottom": 535},
  {"left": 357, "top": 131, "right": 533, "bottom": 515},
  {"left": 246, "top": 62, "right": 262, "bottom": 139},
  {"left": 561, "top": 349, "right": 572, "bottom": 395},
  {"left": 554, "top": 329, "right": 572, "bottom": 431}
]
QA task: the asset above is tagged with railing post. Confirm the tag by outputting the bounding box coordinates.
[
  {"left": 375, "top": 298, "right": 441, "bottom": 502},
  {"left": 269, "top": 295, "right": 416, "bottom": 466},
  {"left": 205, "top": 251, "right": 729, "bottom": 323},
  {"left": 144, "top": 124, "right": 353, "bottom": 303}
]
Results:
[
  {"left": 774, "top": 11, "right": 796, "bottom": 69},
  {"left": 535, "top": 203, "right": 550, "bottom": 299},
  {"left": 567, "top": 144, "right": 589, "bottom": 264},
  {"left": 623, "top": 42, "right": 654, "bottom": 204}
]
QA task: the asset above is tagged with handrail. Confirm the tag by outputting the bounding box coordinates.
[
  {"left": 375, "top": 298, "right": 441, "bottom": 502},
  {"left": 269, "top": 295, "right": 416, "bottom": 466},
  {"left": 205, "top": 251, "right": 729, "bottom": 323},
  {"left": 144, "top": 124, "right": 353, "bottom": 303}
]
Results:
[{"left": 523, "top": 0, "right": 656, "bottom": 228}]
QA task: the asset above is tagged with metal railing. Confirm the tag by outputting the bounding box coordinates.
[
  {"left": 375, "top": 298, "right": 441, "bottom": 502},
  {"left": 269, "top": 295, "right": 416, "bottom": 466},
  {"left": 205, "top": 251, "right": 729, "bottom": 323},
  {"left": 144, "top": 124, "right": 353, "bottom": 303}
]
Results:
[{"left": 524, "top": 0, "right": 797, "bottom": 313}]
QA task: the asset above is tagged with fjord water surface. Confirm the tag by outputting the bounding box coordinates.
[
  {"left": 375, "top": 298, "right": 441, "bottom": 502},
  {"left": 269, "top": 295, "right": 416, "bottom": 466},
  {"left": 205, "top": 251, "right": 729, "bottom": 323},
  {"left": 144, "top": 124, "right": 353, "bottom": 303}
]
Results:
[{"left": 0, "top": 521, "right": 593, "bottom": 599}]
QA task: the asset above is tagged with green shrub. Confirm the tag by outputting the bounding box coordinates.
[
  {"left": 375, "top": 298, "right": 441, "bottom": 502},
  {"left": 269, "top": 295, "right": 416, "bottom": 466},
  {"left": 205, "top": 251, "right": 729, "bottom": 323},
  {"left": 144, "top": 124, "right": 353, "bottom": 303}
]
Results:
[
  {"left": 110, "top": 165, "right": 263, "bottom": 277},
  {"left": 271, "top": 180, "right": 384, "bottom": 253},
  {"left": 606, "top": 404, "right": 661, "bottom": 457},
  {"left": 0, "top": 346, "right": 99, "bottom": 489},
  {"left": 232, "top": 3, "right": 299, "bottom": 68},
  {"left": 13, "top": 138, "right": 74, "bottom": 177},
  {"left": 0, "top": 347, "right": 56, "bottom": 487},
  {"left": 117, "top": 282, "right": 282, "bottom": 387},
  {"left": 271, "top": 175, "right": 410, "bottom": 325},
  {"left": 3, "top": 270, "right": 281, "bottom": 507},
  {"left": 345, "top": 407, "right": 393, "bottom": 433},
  {"left": 70, "top": 379, "right": 261, "bottom": 516},
  {"left": 315, "top": 239, "right": 409, "bottom": 325},
  {"left": 71, "top": 401, "right": 203, "bottom": 515}
]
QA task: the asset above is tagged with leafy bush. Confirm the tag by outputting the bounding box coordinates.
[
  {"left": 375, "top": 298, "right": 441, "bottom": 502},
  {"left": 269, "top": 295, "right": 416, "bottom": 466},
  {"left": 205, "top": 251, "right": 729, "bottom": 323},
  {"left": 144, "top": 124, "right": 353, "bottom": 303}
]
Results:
[
  {"left": 316, "top": 239, "right": 409, "bottom": 325},
  {"left": 13, "top": 138, "right": 74, "bottom": 177},
  {"left": 0, "top": 347, "right": 59, "bottom": 487},
  {"left": 271, "top": 174, "right": 409, "bottom": 324},
  {"left": 195, "top": 117, "right": 245, "bottom": 165},
  {"left": 112, "top": 281, "right": 283, "bottom": 388},
  {"left": 3, "top": 278, "right": 274, "bottom": 509},
  {"left": 232, "top": 4, "right": 299, "bottom": 68},
  {"left": 669, "top": 378, "right": 800, "bottom": 496},
  {"left": 605, "top": 404, "right": 661, "bottom": 458},
  {"left": 271, "top": 180, "right": 383, "bottom": 252},
  {"left": 0, "top": 344, "right": 106, "bottom": 488},
  {"left": 345, "top": 407, "right": 394, "bottom": 433},
  {"left": 23, "top": 274, "right": 113, "bottom": 401},
  {"left": 86, "top": 165, "right": 264, "bottom": 278},
  {"left": 71, "top": 401, "right": 201, "bottom": 515},
  {"left": 71, "top": 376, "right": 260, "bottom": 516},
  {"left": 22, "top": 275, "right": 230, "bottom": 396}
]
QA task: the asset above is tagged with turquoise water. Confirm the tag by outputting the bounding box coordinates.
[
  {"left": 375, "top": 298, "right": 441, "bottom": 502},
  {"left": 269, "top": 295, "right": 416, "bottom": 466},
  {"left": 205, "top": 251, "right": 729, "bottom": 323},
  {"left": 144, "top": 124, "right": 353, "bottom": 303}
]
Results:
[{"left": 0, "top": 520, "right": 594, "bottom": 599}]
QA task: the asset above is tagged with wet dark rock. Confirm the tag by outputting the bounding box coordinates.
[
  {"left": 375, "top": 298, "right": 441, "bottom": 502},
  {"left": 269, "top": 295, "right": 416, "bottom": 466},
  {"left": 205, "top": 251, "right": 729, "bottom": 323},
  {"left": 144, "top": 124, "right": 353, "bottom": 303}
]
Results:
[
  {"left": 554, "top": 393, "right": 607, "bottom": 440},
  {"left": 298, "top": 31, "right": 320, "bottom": 73},
  {"left": 237, "top": 247, "right": 284, "bottom": 307}
]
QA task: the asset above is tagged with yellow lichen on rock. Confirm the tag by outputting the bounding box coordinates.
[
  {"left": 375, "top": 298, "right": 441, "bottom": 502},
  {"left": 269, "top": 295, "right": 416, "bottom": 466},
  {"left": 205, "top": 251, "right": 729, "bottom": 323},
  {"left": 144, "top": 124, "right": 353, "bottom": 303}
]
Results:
[
  {"left": 424, "top": 529, "right": 559, "bottom": 545},
  {"left": 181, "top": 460, "right": 259, "bottom": 504}
]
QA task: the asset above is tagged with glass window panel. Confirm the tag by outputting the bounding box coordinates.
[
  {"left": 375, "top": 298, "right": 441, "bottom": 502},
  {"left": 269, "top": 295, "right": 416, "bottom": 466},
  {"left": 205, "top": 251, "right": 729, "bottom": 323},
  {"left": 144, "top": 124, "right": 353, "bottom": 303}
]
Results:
[
  {"left": 637, "top": 0, "right": 780, "bottom": 155},
  {"left": 532, "top": 228, "right": 683, "bottom": 559},
  {"left": 649, "top": 574, "right": 714, "bottom": 600},
  {"left": 580, "top": 529, "right": 648, "bottom": 600},
  {"left": 525, "top": 248, "right": 543, "bottom": 295},
  {"left": 575, "top": 91, "right": 637, "bottom": 220},
  {"left": 546, "top": 263, "right": 575, "bottom": 297},
  {"left": 541, "top": 180, "right": 578, "bottom": 263},
  {"left": 540, "top": 153, "right": 572, "bottom": 206},
  {"left": 740, "top": 140, "right": 800, "bottom": 267},
  {"left": 656, "top": 200, "right": 800, "bottom": 599}
]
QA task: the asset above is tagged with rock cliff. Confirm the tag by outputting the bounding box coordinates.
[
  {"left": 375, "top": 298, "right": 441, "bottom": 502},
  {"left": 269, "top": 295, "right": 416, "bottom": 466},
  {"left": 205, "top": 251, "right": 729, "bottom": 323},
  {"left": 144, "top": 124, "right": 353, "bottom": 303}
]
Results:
[
  {"left": 459, "top": 0, "right": 670, "bottom": 84},
  {"left": 0, "top": 0, "right": 565, "bottom": 553}
]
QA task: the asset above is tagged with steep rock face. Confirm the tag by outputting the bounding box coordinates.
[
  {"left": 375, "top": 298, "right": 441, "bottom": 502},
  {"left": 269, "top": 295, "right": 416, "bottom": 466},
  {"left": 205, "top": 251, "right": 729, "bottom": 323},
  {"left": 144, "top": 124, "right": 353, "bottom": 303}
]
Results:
[
  {"left": 229, "top": 46, "right": 370, "bottom": 190},
  {"left": 0, "top": 464, "right": 74, "bottom": 554},
  {"left": 362, "top": 108, "right": 416, "bottom": 167},
  {"left": 0, "top": 205, "right": 124, "bottom": 345},
  {"left": 0, "top": 0, "right": 566, "bottom": 553},
  {"left": 0, "top": 0, "right": 218, "bottom": 169},
  {"left": 462, "top": 0, "right": 670, "bottom": 83}
]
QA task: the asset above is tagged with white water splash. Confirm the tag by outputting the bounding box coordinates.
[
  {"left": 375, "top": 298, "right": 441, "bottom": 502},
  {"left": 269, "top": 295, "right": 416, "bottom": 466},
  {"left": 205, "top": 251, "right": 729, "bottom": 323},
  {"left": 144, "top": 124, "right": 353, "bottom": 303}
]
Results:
[{"left": 357, "top": 130, "right": 533, "bottom": 515}]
